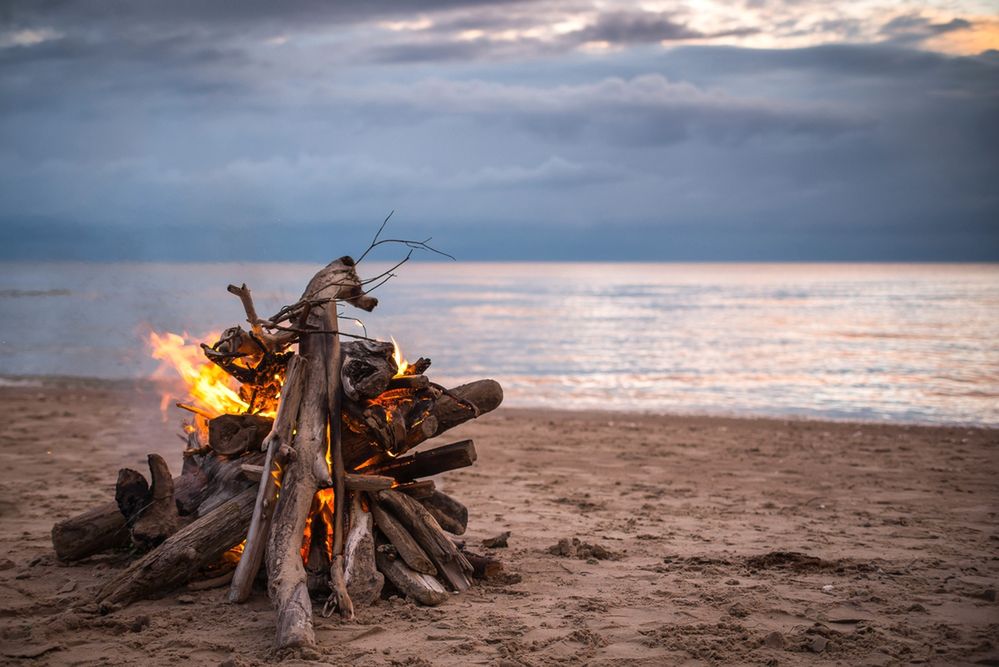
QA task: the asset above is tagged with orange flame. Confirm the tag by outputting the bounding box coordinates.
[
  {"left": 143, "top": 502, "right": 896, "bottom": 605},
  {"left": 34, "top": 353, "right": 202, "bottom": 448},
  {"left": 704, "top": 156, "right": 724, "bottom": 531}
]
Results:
[
  {"left": 301, "top": 488, "right": 336, "bottom": 562},
  {"left": 148, "top": 331, "right": 251, "bottom": 419},
  {"left": 391, "top": 336, "right": 409, "bottom": 376}
]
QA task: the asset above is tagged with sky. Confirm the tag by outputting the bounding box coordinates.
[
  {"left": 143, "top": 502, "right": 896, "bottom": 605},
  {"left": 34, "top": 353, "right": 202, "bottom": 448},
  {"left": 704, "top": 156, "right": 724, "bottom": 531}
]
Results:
[{"left": 0, "top": 0, "right": 997, "bottom": 261}]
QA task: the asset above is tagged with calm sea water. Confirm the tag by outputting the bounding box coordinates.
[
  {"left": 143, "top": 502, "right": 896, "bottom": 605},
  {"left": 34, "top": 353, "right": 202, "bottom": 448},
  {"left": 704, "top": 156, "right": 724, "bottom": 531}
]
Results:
[{"left": 1, "top": 262, "right": 997, "bottom": 426}]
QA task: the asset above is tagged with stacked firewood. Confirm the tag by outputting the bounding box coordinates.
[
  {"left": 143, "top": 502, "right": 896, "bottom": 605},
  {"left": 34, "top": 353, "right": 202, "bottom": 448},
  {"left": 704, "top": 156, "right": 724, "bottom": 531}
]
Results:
[{"left": 49, "top": 256, "right": 503, "bottom": 649}]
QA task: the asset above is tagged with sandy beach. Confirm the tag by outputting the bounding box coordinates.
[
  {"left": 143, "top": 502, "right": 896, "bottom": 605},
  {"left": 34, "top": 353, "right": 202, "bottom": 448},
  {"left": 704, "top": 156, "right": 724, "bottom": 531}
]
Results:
[{"left": 1, "top": 377, "right": 997, "bottom": 666}]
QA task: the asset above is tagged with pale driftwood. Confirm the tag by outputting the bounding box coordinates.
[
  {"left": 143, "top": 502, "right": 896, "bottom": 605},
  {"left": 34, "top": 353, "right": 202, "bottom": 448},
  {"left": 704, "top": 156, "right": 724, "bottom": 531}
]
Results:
[
  {"left": 344, "top": 493, "right": 383, "bottom": 607},
  {"left": 266, "top": 341, "right": 326, "bottom": 648},
  {"left": 267, "top": 257, "right": 370, "bottom": 649},
  {"left": 322, "top": 303, "right": 353, "bottom": 620},
  {"left": 377, "top": 489, "right": 472, "bottom": 589},
  {"left": 434, "top": 557, "right": 471, "bottom": 592},
  {"left": 375, "top": 547, "right": 448, "bottom": 606},
  {"left": 239, "top": 463, "right": 264, "bottom": 481},
  {"left": 420, "top": 490, "right": 468, "bottom": 536},
  {"left": 344, "top": 473, "right": 394, "bottom": 492},
  {"left": 370, "top": 499, "right": 436, "bottom": 575},
  {"left": 342, "top": 379, "right": 502, "bottom": 469},
  {"left": 228, "top": 354, "right": 306, "bottom": 604},
  {"left": 97, "top": 488, "right": 256, "bottom": 612},
  {"left": 130, "top": 454, "right": 180, "bottom": 550},
  {"left": 366, "top": 440, "right": 477, "bottom": 482}
]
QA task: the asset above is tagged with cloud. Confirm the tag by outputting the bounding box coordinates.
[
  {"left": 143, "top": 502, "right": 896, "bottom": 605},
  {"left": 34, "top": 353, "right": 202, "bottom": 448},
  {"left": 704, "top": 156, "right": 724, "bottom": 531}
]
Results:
[
  {"left": 881, "top": 14, "right": 973, "bottom": 45},
  {"left": 342, "top": 74, "right": 869, "bottom": 145},
  {"left": 0, "top": 2, "right": 996, "bottom": 261}
]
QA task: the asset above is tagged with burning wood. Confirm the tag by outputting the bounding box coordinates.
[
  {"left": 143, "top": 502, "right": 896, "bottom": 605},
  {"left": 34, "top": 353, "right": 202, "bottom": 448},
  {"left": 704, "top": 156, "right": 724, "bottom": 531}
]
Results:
[{"left": 50, "top": 255, "right": 503, "bottom": 650}]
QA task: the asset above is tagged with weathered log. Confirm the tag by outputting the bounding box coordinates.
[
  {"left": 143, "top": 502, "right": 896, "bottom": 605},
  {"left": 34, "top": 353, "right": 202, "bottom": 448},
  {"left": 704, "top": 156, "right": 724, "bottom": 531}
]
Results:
[
  {"left": 365, "top": 441, "right": 477, "bottom": 482},
  {"left": 434, "top": 557, "right": 471, "bottom": 592},
  {"left": 376, "top": 489, "right": 472, "bottom": 590},
  {"left": 209, "top": 414, "right": 273, "bottom": 457},
  {"left": 342, "top": 379, "right": 501, "bottom": 469},
  {"left": 341, "top": 340, "right": 395, "bottom": 402},
  {"left": 97, "top": 488, "right": 256, "bottom": 612},
  {"left": 344, "top": 473, "right": 394, "bottom": 492},
  {"left": 266, "top": 340, "right": 327, "bottom": 649},
  {"left": 53, "top": 450, "right": 261, "bottom": 562},
  {"left": 114, "top": 468, "right": 149, "bottom": 524},
  {"left": 394, "top": 480, "right": 436, "bottom": 499},
  {"left": 344, "top": 493, "right": 383, "bottom": 607},
  {"left": 419, "top": 491, "right": 468, "bottom": 536},
  {"left": 370, "top": 500, "right": 436, "bottom": 575},
  {"left": 322, "top": 305, "right": 352, "bottom": 620},
  {"left": 228, "top": 354, "right": 306, "bottom": 604},
  {"left": 375, "top": 545, "right": 448, "bottom": 606},
  {"left": 52, "top": 501, "right": 130, "bottom": 561},
  {"left": 131, "top": 454, "right": 181, "bottom": 550},
  {"left": 387, "top": 375, "right": 430, "bottom": 391}
]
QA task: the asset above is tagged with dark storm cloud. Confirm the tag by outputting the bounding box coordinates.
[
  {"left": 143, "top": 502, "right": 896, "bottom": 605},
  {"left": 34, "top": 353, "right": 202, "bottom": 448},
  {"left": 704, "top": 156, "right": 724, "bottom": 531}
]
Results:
[
  {"left": 880, "top": 14, "right": 973, "bottom": 44},
  {"left": 568, "top": 11, "right": 759, "bottom": 45}
]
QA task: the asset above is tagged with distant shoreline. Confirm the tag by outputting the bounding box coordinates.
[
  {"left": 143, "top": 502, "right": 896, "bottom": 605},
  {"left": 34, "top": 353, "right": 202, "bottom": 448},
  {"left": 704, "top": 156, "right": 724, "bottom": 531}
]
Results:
[{"left": 4, "top": 374, "right": 996, "bottom": 430}]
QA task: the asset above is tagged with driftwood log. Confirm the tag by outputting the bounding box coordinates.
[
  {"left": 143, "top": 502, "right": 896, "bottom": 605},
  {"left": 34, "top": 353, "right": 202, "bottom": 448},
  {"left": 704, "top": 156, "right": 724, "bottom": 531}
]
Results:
[
  {"left": 228, "top": 354, "right": 307, "bottom": 603},
  {"left": 97, "top": 488, "right": 256, "bottom": 611}
]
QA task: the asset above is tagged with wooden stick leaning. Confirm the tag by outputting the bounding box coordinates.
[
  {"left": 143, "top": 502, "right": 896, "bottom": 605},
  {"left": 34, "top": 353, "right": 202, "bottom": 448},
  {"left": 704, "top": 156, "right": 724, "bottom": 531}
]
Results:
[
  {"left": 322, "top": 304, "right": 354, "bottom": 620},
  {"left": 228, "top": 354, "right": 306, "bottom": 603}
]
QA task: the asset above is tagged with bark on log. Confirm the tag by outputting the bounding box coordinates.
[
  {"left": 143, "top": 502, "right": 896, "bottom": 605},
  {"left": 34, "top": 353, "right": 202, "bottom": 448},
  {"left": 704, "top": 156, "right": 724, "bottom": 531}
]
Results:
[
  {"left": 342, "top": 379, "right": 501, "bottom": 469},
  {"left": 341, "top": 340, "right": 395, "bottom": 402},
  {"left": 365, "top": 440, "right": 477, "bottom": 482},
  {"left": 375, "top": 547, "right": 448, "bottom": 606},
  {"left": 131, "top": 454, "right": 181, "bottom": 550},
  {"left": 394, "top": 480, "right": 436, "bottom": 499},
  {"left": 344, "top": 473, "right": 394, "bottom": 492},
  {"left": 419, "top": 491, "right": 468, "bottom": 536},
  {"left": 376, "top": 489, "right": 472, "bottom": 591},
  {"left": 344, "top": 493, "right": 383, "bottom": 607},
  {"left": 97, "top": 488, "right": 256, "bottom": 612},
  {"left": 52, "top": 502, "right": 130, "bottom": 562},
  {"left": 370, "top": 500, "right": 436, "bottom": 575},
  {"left": 322, "top": 305, "right": 353, "bottom": 620},
  {"left": 114, "top": 468, "right": 149, "bottom": 524},
  {"left": 228, "top": 354, "right": 306, "bottom": 603},
  {"left": 209, "top": 414, "right": 273, "bottom": 457}
]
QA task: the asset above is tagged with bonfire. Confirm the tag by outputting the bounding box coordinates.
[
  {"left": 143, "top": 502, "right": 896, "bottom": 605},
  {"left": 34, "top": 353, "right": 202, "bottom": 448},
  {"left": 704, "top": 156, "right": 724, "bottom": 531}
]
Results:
[{"left": 50, "top": 251, "right": 503, "bottom": 649}]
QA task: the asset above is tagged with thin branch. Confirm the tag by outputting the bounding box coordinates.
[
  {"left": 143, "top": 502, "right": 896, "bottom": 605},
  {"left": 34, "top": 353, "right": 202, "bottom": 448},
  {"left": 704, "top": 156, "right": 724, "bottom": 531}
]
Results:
[{"left": 355, "top": 211, "right": 455, "bottom": 265}]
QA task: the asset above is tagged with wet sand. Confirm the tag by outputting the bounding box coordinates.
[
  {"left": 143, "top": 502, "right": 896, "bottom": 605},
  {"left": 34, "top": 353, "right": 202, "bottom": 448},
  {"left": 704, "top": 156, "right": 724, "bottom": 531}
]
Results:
[{"left": 1, "top": 377, "right": 997, "bottom": 665}]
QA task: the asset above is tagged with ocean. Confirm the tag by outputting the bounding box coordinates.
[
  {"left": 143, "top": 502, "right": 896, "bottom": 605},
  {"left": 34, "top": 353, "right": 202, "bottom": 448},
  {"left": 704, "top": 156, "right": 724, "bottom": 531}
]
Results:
[{"left": 1, "top": 261, "right": 997, "bottom": 426}]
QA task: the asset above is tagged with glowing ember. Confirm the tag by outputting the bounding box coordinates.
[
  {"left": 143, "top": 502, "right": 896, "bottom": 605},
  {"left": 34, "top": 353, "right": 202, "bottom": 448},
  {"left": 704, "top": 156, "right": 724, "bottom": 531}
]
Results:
[{"left": 148, "top": 331, "right": 252, "bottom": 419}]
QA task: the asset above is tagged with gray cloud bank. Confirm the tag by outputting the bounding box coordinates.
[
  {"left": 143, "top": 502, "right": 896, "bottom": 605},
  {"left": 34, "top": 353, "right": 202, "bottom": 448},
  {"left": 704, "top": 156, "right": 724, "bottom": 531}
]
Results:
[{"left": 0, "top": 1, "right": 997, "bottom": 261}]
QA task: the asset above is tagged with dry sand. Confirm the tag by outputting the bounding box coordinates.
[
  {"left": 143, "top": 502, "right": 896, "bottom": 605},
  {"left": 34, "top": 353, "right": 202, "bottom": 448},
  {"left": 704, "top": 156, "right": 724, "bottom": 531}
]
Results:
[{"left": 1, "top": 377, "right": 997, "bottom": 666}]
